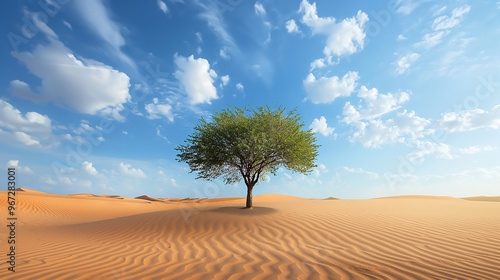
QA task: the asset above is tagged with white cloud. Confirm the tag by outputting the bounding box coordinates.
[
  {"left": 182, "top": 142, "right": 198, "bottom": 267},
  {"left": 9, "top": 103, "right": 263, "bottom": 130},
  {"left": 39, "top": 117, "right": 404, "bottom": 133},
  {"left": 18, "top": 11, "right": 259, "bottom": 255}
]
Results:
[
  {"left": 196, "top": 1, "right": 239, "bottom": 58},
  {"left": 63, "top": 20, "right": 72, "bottom": 30},
  {"left": 219, "top": 48, "right": 229, "bottom": 59},
  {"left": 221, "top": 75, "right": 230, "bottom": 87},
  {"left": 394, "top": 0, "right": 424, "bottom": 15},
  {"left": 0, "top": 100, "right": 55, "bottom": 148},
  {"left": 304, "top": 71, "right": 359, "bottom": 104},
  {"left": 122, "top": 131, "right": 128, "bottom": 135},
  {"left": 156, "top": 125, "right": 170, "bottom": 142},
  {"left": 397, "top": 34, "right": 407, "bottom": 40},
  {"left": 433, "top": 5, "right": 447, "bottom": 16},
  {"left": 343, "top": 86, "right": 410, "bottom": 123},
  {"left": 432, "top": 5, "right": 470, "bottom": 31},
  {"left": 254, "top": 2, "right": 266, "bottom": 17},
  {"left": 11, "top": 40, "right": 130, "bottom": 121},
  {"left": 16, "top": 132, "right": 41, "bottom": 147},
  {"left": 42, "top": 176, "right": 58, "bottom": 185},
  {"left": 285, "top": 19, "right": 300, "bottom": 33},
  {"left": 412, "top": 5, "right": 468, "bottom": 51},
  {"left": 75, "top": 0, "right": 134, "bottom": 66},
  {"left": 298, "top": 0, "right": 368, "bottom": 57},
  {"left": 157, "top": 0, "right": 169, "bottom": 14},
  {"left": 118, "top": 162, "right": 146, "bottom": 178},
  {"left": 335, "top": 166, "right": 379, "bottom": 179},
  {"left": 413, "top": 31, "right": 447, "bottom": 49},
  {"left": 309, "top": 116, "right": 335, "bottom": 136},
  {"left": 253, "top": 3, "right": 271, "bottom": 44},
  {"left": 349, "top": 110, "right": 433, "bottom": 148},
  {"left": 195, "top": 32, "right": 202, "bottom": 43},
  {"left": 174, "top": 54, "right": 218, "bottom": 105},
  {"left": 0, "top": 100, "right": 51, "bottom": 134},
  {"left": 313, "top": 163, "right": 328, "bottom": 177},
  {"left": 459, "top": 145, "right": 497, "bottom": 154},
  {"left": 82, "top": 161, "right": 99, "bottom": 176},
  {"left": 407, "top": 141, "right": 454, "bottom": 162},
  {"left": 236, "top": 83, "right": 244, "bottom": 91},
  {"left": 395, "top": 53, "right": 420, "bottom": 74},
  {"left": 66, "top": 121, "right": 107, "bottom": 144},
  {"left": 309, "top": 58, "right": 326, "bottom": 71},
  {"left": 145, "top": 101, "right": 174, "bottom": 122},
  {"left": 6, "top": 160, "right": 33, "bottom": 174},
  {"left": 439, "top": 106, "right": 500, "bottom": 132},
  {"left": 8, "top": 80, "right": 43, "bottom": 103},
  {"left": 23, "top": 9, "right": 58, "bottom": 39}
]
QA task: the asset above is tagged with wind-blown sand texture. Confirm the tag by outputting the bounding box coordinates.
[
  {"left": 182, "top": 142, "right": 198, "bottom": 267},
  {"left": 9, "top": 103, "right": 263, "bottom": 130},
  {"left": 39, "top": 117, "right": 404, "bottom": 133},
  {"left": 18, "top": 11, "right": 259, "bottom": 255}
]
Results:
[{"left": 1, "top": 189, "right": 499, "bottom": 279}]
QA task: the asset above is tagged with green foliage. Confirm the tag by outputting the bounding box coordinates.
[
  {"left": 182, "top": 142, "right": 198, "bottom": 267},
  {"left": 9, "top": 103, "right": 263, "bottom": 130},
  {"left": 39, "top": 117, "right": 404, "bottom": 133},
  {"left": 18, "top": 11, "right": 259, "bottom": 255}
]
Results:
[{"left": 176, "top": 104, "right": 320, "bottom": 188}]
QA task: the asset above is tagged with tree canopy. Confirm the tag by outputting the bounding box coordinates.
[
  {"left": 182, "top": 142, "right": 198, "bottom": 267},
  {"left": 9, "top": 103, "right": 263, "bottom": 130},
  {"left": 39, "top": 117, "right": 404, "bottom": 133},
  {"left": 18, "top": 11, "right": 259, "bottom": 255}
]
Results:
[{"left": 176, "top": 104, "right": 320, "bottom": 208}]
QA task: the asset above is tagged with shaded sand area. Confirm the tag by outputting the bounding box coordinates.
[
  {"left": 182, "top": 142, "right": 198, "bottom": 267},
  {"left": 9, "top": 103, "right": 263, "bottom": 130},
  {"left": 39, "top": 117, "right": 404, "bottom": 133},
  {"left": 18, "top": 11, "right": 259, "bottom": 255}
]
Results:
[{"left": 1, "top": 189, "right": 499, "bottom": 279}]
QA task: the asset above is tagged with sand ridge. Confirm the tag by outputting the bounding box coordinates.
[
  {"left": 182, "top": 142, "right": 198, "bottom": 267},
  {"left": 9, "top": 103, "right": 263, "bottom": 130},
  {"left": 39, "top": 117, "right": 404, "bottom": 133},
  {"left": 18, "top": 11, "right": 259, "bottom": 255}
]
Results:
[{"left": 1, "top": 190, "right": 499, "bottom": 279}]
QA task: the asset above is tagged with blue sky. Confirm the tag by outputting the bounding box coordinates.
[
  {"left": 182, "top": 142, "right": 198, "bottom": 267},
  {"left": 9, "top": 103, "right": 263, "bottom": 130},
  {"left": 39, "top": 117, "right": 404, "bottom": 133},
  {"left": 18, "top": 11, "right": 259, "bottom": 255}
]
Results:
[{"left": 1, "top": 0, "right": 499, "bottom": 199}]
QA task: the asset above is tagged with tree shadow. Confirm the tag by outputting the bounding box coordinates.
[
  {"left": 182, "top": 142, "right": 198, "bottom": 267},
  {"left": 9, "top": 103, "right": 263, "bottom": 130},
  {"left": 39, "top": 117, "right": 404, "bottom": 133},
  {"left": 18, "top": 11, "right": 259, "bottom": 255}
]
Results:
[{"left": 207, "top": 206, "right": 278, "bottom": 216}]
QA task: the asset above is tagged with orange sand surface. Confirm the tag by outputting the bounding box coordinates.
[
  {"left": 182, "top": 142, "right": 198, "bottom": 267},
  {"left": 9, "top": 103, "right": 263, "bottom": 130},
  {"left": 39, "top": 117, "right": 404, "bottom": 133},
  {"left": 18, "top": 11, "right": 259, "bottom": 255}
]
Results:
[{"left": 1, "top": 190, "right": 499, "bottom": 279}]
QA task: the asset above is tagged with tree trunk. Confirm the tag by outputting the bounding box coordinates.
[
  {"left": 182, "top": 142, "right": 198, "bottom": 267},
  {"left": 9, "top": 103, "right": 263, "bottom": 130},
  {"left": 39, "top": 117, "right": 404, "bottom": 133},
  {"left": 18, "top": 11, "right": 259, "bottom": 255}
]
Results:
[{"left": 245, "top": 183, "right": 254, "bottom": 209}]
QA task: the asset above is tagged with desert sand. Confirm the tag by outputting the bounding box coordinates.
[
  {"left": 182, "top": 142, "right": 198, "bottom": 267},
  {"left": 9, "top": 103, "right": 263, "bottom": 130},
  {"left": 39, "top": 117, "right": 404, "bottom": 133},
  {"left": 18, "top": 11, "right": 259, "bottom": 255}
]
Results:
[{"left": 1, "top": 189, "right": 499, "bottom": 280}]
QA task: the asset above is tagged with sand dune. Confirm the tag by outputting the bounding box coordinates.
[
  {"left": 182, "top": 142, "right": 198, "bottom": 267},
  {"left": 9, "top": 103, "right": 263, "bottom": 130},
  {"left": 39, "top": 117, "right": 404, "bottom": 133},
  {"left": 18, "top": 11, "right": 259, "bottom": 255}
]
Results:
[
  {"left": 462, "top": 196, "right": 500, "bottom": 202},
  {"left": 1, "top": 190, "right": 499, "bottom": 279},
  {"left": 374, "top": 195, "right": 459, "bottom": 200}
]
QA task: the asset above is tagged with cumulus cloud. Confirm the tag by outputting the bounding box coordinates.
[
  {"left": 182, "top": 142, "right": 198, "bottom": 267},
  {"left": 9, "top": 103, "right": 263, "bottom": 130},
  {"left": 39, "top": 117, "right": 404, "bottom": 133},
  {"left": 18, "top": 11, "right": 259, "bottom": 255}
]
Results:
[
  {"left": 82, "top": 161, "right": 99, "bottom": 176},
  {"left": 298, "top": 0, "right": 368, "bottom": 57},
  {"left": 349, "top": 110, "right": 433, "bottom": 148},
  {"left": 65, "top": 121, "right": 107, "bottom": 145},
  {"left": 118, "top": 162, "right": 146, "bottom": 178},
  {"left": 309, "top": 58, "right": 326, "bottom": 71},
  {"left": 157, "top": 0, "right": 169, "bottom": 14},
  {"left": 439, "top": 106, "right": 500, "bottom": 132},
  {"left": 395, "top": 53, "right": 420, "bottom": 74},
  {"left": 304, "top": 71, "right": 359, "bottom": 104},
  {"left": 310, "top": 116, "right": 335, "bottom": 136},
  {"left": 236, "top": 83, "right": 244, "bottom": 91},
  {"left": 432, "top": 5, "right": 470, "bottom": 31},
  {"left": 11, "top": 40, "right": 130, "bottom": 121},
  {"left": 221, "top": 75, "right": 230, "bottom": 87},
  {"left": 343, "top": 86, "right": 410, "bottom": 123},
  {"left": 0, "top": 100, "right": 55, "bottom": 148},
  {"left": 15, "top": 132, "right": 41, "bottom": 147},
  {"left": 6, "top": 160, "right": 33, "bottom": 174},
  {"left": 174, "top": 54, "right": 218, "bottom": 105},
  {"left": 145, "top": 98, "right": 174, "bottom": 121},
  {"left": 285, "top": 19, "right": 300, "bottom": 33}
]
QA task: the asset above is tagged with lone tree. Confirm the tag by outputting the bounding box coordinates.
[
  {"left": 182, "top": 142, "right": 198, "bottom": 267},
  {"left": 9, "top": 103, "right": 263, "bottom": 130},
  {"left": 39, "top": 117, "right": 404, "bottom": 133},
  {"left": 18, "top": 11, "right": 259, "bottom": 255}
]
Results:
[{"left": 176, "top": 104, "right": 319, "bottom": 209}]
